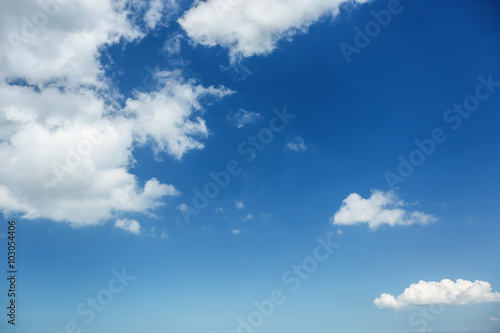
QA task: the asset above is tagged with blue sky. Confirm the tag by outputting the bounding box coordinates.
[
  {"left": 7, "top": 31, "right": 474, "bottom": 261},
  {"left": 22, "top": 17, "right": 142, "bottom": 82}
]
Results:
[{"left": 1, "top": 0, "right": 500, "bottom": 332}]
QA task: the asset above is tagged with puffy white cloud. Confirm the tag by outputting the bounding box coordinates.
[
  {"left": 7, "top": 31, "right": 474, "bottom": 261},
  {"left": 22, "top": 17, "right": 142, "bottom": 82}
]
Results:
[
  {"left": 374, "top": 279, "right": 500, "bottom": 309},
  {"left": 331, "top": 190, "right": 437, "bottom": 229},
  {"left": 115, "top": 218, "right": 141, "bottom": 234},
  {"left": 125, "top": 71, "right": 233, "bottom": 159},
  {"left": 226, "top": 109, "right": 260, "bottom": 128},
  {"left": 0, "top": 0, "right": 231, "bottom": 227},
  {"left": 285, "top": 136, "right": 307, "bottom": 152},
  {"left": 242, "top": 213, "right": 253, "bottom": 221},
  {"left": 179, "top": 0, "right": 369, "bottom": 62},
  {"left": 1, "top": 0, "right": 143, "bottom": 88},
  {"left": 235, "top": 200, "right": 244, "bottom": 209},
  {"left": 230, "top": 229, "right": 241, "bottom": 234},
  {"left": 491, "top": 313, "right": 500, "bottom": 321}
]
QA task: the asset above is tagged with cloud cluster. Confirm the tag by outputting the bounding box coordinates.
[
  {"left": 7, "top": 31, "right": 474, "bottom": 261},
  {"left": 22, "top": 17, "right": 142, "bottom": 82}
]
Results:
[
  {"left": 374, "top": 279, "right": 500, "bottom": 309},
  {"left": 179, "top": 0, "right": 368, "bottom": 62},
  {"left": 0, "top": 0, "right": 230, "bottom": 227},
  {"left": 331, "top": 190, "right": 437, "bottom": 229}
]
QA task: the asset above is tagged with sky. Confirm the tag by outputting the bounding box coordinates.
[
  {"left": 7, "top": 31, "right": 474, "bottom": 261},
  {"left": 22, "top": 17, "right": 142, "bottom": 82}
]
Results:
[{"left": 0, "top": 0, "right": 500, "bottom": 332}]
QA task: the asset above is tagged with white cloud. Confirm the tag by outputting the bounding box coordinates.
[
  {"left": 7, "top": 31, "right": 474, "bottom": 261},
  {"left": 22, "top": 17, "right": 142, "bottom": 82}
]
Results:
[
  {"left": 242, "top": 213, "right": 253, "bottom": 221},
  {"left": 215, "top": 207, "right": 224, "bottom": 214},
  {"left": 179, "top": 0, "right": 368, "bottom": 62},
  {"left": 176, "top": 203, "right": 188, "bottom": 212},
  {"left": 126, "top": 70, "right": 232, "bottom": 159},
  {"left": 0, "top": 0, "right": 231, "bottom": 228},
  {"left": 227, "top": 109, "right": 260, "bottom": 128},
  {"left": 231, "top": 229, "right": 241, "bottom": 234},
  {"left": 331, "top": 190, "right": 437, "bottom": 230},
  {"left": 1, "top": 0, "right": 143, "bottom": 88},
  {"left": 374, "top": 279, "right": 500, "bottom": 309},
  {"left": 235, "top": 200, "right": 245, "bottom": 209},
  {"left": 285, "top": 136, "right": 307, "bottom": 152},
  {"left": 115, "top": 218, "right": 141, "bottom": 235},
  {"left": 491, "top": 313, "right": 500, "bottom": 321}
]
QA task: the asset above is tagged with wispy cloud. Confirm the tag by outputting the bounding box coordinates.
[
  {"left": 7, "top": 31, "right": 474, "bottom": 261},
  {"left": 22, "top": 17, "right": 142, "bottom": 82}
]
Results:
[
  {"left": 285, "top": 136, "right": 307, "bottom": 152},
  {"left": 235, "top": 201, "right": 245, "bottom": 210},
  {"left": 227, "top": 109, "right": 261, "bottom": 128}
]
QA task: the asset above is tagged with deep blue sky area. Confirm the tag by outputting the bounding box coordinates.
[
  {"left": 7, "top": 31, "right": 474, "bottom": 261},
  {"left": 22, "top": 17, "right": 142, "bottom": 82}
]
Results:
[{"left": 1, "top": 0, "right": 500, "bottom": 333}]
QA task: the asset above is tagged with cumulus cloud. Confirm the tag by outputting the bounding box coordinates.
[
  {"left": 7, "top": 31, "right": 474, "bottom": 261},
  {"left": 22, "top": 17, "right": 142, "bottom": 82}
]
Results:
[
  {"left": 0, "top": 0, "right": 231, "bottom": 227},
  {"left": 226, "top": 109, "right": 260, "bottom": 128},
  {"left": 179, "top": 0, "right": 368, "bottom": 62},
  {"left": 1, "top": 0, "right": 143, "bottom": 88},
  {"left": 125, "top": 71, "right": 233, "bottom": 159},
  {"left": 331, "top": 190, "right": 437, "bottom": 229},
  {"left": 491, "top": 313, "right": 500, "bottom": 321},
  {"left": 285, "top": 136, "right": 307, "bottom": 152},
  {"left": 374, "top": 279, "right": 500, "bottom": 309},
  {"left": 235, "top": 201, "right": 244, "bottom": 209},
  {"left": 115, "top": 218, "right": 141, "bottom": 235},
  {"left": 231, "top": 229, "right": 241, "bottom": 234},
  {"left": 242, "top": 213, "right": 253, "bottom": 221}
]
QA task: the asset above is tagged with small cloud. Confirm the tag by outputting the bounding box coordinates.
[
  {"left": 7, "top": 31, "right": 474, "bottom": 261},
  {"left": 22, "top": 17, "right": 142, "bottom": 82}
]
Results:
[
  {"left": 227, "top": 109, "right": 261, "bottom": 128},
  {"left": 491, "top": 313, "right": 500, "bottom": 321},
  {"left": 176, "top": 203, "right": 188, "bottom": 212},
  {"left": 242, "top": 213, "right": 253, "bottom": 221},
  {"left": 148, "top": 226, "right": 169, "bottom": 239},
  {"left": 215, "top": 207, "right": 224, "bottom": 214},
  {"left": 115, "top": 219, "right": 141, "bottom": 235},
  {"left": 235, "top": 201, "right": 244, "bottom": 210},
  {"left": 374, "top": 279, "right": 500, "bottom": 309},
  {"left": 231, "top": 229, "right": 241, "bottom": 234},
  {"left": 163, "top": 33, "right": 183, "bottom": 57},
  {"left": 285, "top": 136, "right": 307, "bottom": 152},
  {"left": 331, "top": 190, "right": 437, "bottom": 230},
  {"left": 336, "top": 229, "right": 344, "bottom": 235},
  {"left": 261, "top": 213, "right": 271, "bottom": 219}
]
